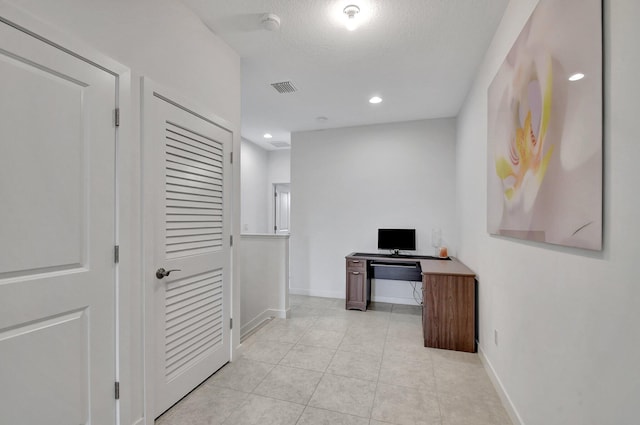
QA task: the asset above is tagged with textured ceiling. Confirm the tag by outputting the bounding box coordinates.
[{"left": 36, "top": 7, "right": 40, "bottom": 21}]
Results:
[{"left": 182, "top": 0, "right": 508, "bottom": 149}]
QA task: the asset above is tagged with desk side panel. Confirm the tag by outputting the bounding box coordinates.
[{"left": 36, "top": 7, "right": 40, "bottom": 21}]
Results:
[{"left": 423, "top": 274, "right": 476, "bottom": 352}]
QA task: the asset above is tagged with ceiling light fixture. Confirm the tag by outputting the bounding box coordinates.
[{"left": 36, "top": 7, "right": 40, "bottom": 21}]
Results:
[
  {"left": 569, "top": 72, "right": 585, "bottom": 81},
  {"left": 261, "top": 13, "right": 281, "bottom": 31},
  {"left": 263, "top": 133, "right": 273, "bottom": 139},
  {"left": 369, "top": 96, "right": 382, "bottom": 104},
  {"left": 343, "top": 5, "right": 360, "bottom": 31}
]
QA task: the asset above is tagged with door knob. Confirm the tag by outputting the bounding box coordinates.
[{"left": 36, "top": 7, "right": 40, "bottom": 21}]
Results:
[{"left": 156, "top": 268, "right": 181, "bottom": 279}]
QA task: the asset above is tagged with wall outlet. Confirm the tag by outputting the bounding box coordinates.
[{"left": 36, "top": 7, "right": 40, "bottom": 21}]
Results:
[{"left": 494, "top": 329, "right": 498, "bottom": 346}]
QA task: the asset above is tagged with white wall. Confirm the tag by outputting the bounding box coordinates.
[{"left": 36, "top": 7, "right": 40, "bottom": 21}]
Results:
[
  {"left": 290, "top": 119, "right": 457, "bottom": 303},
  {"left": 456, "top": 1, "right": 640, "bottom": 424},
  {"left": 240, "top": 140, "right": 290, "bottom": 234},
  {"left": 241, "top": 138, "right": 269, "bottom": 233},
  {"left": 2, "top": 2, "right": 241, "bottom": 424},
  {"left": 8, "top": 0, "right": 240, "bottom": 118},
  {"left": 268, "top": 149, "right": 291, "bottom": 184},
  {"left": 239, "top": 234, "right": 290, "bottom": 337}
]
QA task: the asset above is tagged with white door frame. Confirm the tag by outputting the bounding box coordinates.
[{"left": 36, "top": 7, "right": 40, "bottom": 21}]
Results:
[
  {"left": 141, "top": 77, "right": 236, "bottom": 423},
  {"left": 273, "top": 183, "right": 291, "bottom": 234},
  {"left": 0, "top": 3, "right": 133, "bottom": 424}
]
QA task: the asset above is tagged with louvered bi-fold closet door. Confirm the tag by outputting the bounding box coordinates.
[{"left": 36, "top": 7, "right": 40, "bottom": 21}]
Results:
[{"left": 149, "top": 92, "right": 232, "bottom": 417}]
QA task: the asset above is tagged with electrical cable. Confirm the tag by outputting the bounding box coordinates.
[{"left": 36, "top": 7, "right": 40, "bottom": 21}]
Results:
[{"left": 410, "top": 281, "right": 423, "bottom": 305}]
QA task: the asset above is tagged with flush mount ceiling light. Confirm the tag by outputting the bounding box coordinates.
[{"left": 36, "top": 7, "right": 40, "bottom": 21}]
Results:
[
  {"left": 569, "top": 72, "right": 585, "bottom": 81},
  {"left": 263, "top": 133, "right": 273, "bottom": 139},
  {"left": 261, "top": 13, "right": 281, "bottom": 31},
  {"left": 343, "top": 5, "right": 360, "bottom": 31},
  {"left": 369, "top": 96, "right": 382, "bottom": 104}
]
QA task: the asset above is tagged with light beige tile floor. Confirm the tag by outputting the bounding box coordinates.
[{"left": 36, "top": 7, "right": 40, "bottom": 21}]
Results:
[{"left": 156, "top": 295, "right": 513, "bottom": 425}]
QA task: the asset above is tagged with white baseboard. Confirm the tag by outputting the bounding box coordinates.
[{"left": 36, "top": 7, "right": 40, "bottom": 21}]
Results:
[
  {"left": 289, "top": 287, "right": 342, "bottom": 298},
  {"left": 371, "top": 295, "right": 420, "bottom": 305},
  {"left": 478, "top": 345, "right": 524, "bottom": 425},
  {"left": 240, "top": 308, "right": 288, "bottom": 340},
  {"left": 289, "top": 287, "right": 419, "bottom": 306},
  {"left": 271, "top": 308, "right": 288, "bottom": 320}
]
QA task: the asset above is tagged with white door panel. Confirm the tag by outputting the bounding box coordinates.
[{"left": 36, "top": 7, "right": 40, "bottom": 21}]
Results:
[
  {"left": 274, "top": 183, "right": 290, "bottom": 234},
  {"left": 144, "top": 86, "right": 232, "bottom": 417},
  {"left": 0, "top": 19, "right": 116, "bottom": 425}
]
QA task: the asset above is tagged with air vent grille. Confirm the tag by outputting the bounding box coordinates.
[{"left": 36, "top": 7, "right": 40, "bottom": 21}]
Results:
[
  {"left": 270, "top": 141, "right": 290, "bottom": 148},
  {"left": 270, "top": 81, "right": 297, "bottom": 94}
]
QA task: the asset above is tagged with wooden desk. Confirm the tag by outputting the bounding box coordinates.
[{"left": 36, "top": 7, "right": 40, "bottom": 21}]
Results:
[
  {"left": 421, "top": 258, "right": 476, "bottom": 353},
  {"left": 345, "top": 252, "right": 434, "bottom": 311},
  {"left": 345, "top": 253, "right": 477, "bottom": 353}
]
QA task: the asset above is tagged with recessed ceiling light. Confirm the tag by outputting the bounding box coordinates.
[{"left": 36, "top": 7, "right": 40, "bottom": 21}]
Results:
[
  {"left": 343, "top": 5, "right": 360, "bottom": 31},
  {"left": 263, "top": 133, "right": 273, "bottom": 139},
  {"left": 569, "top": 73, "right": 585, "bottom": 81},
  {"left": 369, "top": 96, "right": 382, "bottom": 104}
]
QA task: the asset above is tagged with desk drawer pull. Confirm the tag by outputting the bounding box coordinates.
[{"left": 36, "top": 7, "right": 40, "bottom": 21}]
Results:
[
  {"left": 352, "top": 260, "right": 360, "bottom": 263},
  {"left": 351, "top": 271, "right": 360, "bottom": 275}
]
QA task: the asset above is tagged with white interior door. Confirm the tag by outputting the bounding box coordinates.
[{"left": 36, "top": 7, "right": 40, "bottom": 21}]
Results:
[
  {"left": 144, "top": 84, "right": 232, "bottom": 417},
  {"left": 274, "top": 183, "right": 290, "bottom": 234},
  {"left": 0, "top": 19, "right": 117, "bottom": 425}
]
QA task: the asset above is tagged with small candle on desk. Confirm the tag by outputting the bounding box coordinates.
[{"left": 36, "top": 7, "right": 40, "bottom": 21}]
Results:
[{"left": 439, "top": 246, "right": 448, "bottom": 258}]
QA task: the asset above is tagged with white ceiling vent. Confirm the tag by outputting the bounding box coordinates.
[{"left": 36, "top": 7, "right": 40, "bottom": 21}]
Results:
[
  {"left": 270, "top": 81, "right": 297, "bottom": 94},
  {"left": 270, "top": 141, "right": 290, "bottom": 148}
]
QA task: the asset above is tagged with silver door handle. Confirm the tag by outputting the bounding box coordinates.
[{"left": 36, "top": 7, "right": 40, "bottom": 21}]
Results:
[{"left": 156, "top": 268, "right": 181, "bottom": 279}]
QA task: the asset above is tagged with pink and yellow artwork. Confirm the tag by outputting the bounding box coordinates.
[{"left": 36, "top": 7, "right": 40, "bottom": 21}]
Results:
[{"left": 487, "top": 0, "right": 602, "bottom": 250}]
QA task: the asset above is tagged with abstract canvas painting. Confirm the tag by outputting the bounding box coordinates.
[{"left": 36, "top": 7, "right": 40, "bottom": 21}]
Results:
[{"left": 487, "top": 0, "right": 602, "bottom": 250}]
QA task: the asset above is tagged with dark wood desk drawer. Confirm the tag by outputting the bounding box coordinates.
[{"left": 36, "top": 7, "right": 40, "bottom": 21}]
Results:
[
  {"left": 345, "top": 257, "right": 368, "bottom": 311},
  {"left": 346, "top": 258, "right": 365, "bottom": 271}
]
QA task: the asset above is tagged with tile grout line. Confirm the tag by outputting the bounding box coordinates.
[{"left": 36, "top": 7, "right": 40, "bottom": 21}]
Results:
[
  {"left": 369, "top": 306, "right": 393, "bottom": 421},
  {"left": 244, "top": 315, "right": 318, "bottom": 425},
  {"left": 292, "top": 306, "right": 342, "bottom": 425},
  {"left": 427, "top": 345, "right": 446, "bottom": 425}
]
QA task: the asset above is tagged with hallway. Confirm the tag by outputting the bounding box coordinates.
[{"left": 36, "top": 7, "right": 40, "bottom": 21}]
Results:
[{"left": 156, "top": 295, "right": 511, "bottom": 425}]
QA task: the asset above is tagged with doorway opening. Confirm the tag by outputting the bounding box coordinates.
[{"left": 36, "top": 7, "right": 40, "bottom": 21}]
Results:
[{"left": 273, "top": 183, "right": 290, "bottom": 234}]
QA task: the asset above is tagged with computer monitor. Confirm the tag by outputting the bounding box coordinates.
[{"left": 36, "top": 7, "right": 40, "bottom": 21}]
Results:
[{"left": 377, "top": 228, "right": 416, "bottom": 253}]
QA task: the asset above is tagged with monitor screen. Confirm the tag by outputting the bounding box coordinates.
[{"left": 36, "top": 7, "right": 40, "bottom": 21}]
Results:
[{"left": 377, "top": 228, "right": 416, "bottom": 251}]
